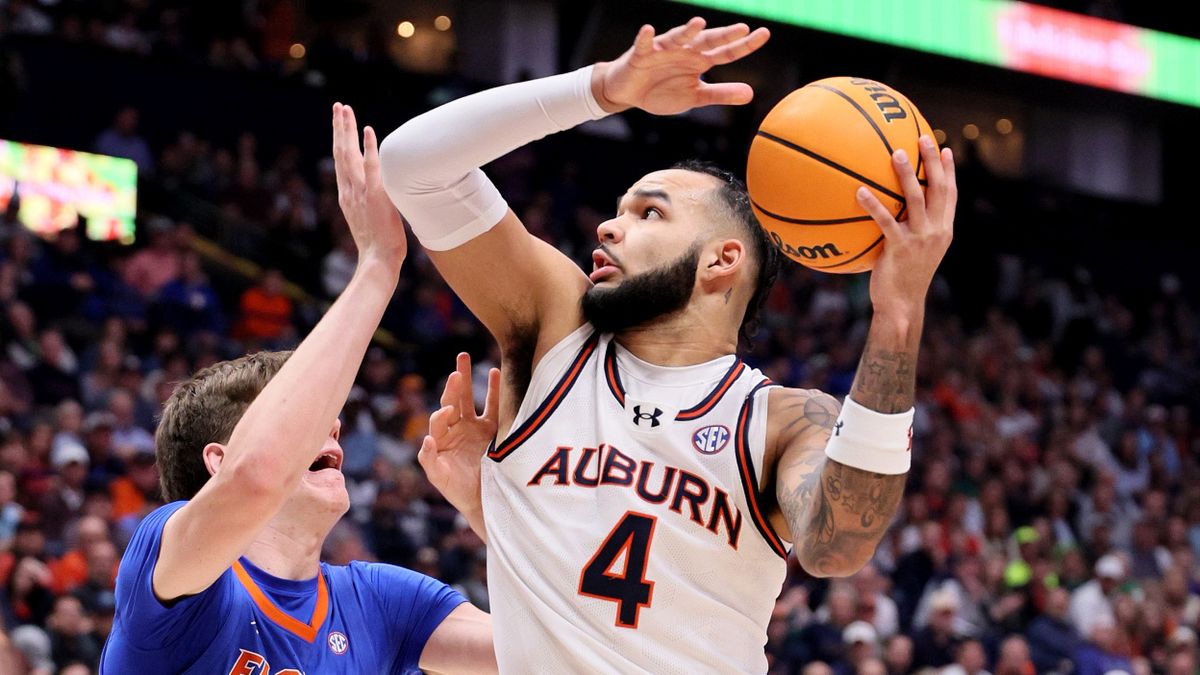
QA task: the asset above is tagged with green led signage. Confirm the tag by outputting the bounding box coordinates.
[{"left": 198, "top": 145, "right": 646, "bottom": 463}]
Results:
[{"left": 673, "top": 0, "right": 1200, "bottom": 108}]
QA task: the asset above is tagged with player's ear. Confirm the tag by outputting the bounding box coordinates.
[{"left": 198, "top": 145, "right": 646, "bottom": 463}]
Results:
[
  {"left": 701, "top": 238, "right": 745, "bottom": 284},
  {"left": 201, "top": 442, "right": 227, "bottom": 477}
]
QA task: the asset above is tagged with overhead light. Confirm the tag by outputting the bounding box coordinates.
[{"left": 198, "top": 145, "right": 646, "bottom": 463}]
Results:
[
  {"left": 996, "top": 118, "right": 1014, "bottom": 135},
  {"left": 963, "top": 123, "right": 980, "bottom": 140},
  {"left": 435, "top": 15, "right": 452, "bottom": 31},
  {"left": 933, "top": 129, "right": 947, "bottom": 144},
  {"left": 288, "top": 43, "right": 306, "bottom": 59},
  {"left": 397, "top": 21, "right": 415, "bottom": 38}
]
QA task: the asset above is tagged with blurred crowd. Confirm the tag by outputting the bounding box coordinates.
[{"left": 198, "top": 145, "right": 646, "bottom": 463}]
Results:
[{"left": 3, "top": 3, "right": 1200, "bottom": 675}]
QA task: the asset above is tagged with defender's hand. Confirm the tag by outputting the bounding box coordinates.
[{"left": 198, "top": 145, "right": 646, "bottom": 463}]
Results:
[
  {"left": 593, "top": 17, "right": 770, "bottom": 115},
  {"left": 418, "top": 353, "right": 500, "bottom": 531},
  {"left": 856, "top": 137, "right": 956, "bottom": 321},
  {"left": 331, "top": 102, "right": 407, "bottom": 274}
]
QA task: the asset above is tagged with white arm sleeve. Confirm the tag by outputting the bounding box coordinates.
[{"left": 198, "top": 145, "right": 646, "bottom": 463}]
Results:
[{"left": 378, "top": 65, "right": 610, "bottom": 251}]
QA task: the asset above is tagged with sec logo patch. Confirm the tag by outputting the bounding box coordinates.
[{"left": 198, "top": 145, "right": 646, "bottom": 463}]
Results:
[
  {"left": 328, "top": 631, "right": 349, "bottom": 655},
  {"left": 692, "top": 425, "right": 731, "bottom": 455}
]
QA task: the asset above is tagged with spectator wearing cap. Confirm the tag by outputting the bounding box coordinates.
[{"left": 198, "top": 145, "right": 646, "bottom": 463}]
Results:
[
  {"left": 1072, "top": 614, "right": 1133, "bottom": 675},
  {"left": 941, "top": 639, "right": 990, "bottom": 675},
  {"left": 840, "top": 621, "right": 880, "bottom": 675},
  {"left": 7, "top": 622, "right": 54, "bottom": 674},
  {"left": 912, "top": 588, "right": 962, "bottom": 670},
  {"left": 1026, "top": 587, "right": 1081, "bottom": 674},
  {"left": 38, "top": 440, "right": 90, "bottom": 550},
  {"left": 1070, "top": 554, "right": 1125, "bottom": 637}
]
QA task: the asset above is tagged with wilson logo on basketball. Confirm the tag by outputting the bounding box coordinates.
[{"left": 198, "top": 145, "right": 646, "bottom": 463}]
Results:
[
  {"left": 768, "top": 232, "right": 845, "bottom": 260},
  {"left": 328, "top": 631, "right": 349, "bottom": 655},
  {"left": 849, "top": 78, "right": 908, "bottom": 123},
  {"left": 692, "top": 425, "right": 731, "bottom": 455}
]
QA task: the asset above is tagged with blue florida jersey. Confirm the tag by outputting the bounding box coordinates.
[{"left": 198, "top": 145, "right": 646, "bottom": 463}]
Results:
[{"left": 100, "top": 502, "right": 465, "bottom": 674}]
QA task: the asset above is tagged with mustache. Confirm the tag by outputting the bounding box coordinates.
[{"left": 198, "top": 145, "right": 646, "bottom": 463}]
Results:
[{"left": 597, "top": 243, "right": 623, "bottom": 269}]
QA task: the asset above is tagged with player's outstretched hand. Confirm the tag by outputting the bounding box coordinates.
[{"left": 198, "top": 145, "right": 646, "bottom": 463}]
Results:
[
  {"left": 419, "top": 353, "right": 500, "bottom": 537},
  {"left": 593, "top": 16, "right": 770, "bottom": 115},
  {"left": 331, "top": 102, "right": 407, "bottom": 274},
  {"left": 855, "top": 137, "right": 956, "bottom": 320}
]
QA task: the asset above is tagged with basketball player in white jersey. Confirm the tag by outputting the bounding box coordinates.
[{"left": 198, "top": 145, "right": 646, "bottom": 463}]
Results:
[{"left": 383, "top": 16, "right": 956, "bottom": 673}]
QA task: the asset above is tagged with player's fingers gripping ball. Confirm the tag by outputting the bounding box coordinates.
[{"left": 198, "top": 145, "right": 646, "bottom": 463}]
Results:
[{"left": 747, "top": 77, "right": 936, "bottom": 273}]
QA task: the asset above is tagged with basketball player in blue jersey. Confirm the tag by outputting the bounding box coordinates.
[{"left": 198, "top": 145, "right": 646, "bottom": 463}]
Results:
[
  {"left": 99, "top": 105, "right": 497, "bottom": 674},
  {"left": 382, "top": 16, "right": 956, "bottom": 673}
]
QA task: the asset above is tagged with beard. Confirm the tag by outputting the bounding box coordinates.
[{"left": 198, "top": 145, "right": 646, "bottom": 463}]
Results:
[{"left": 582, "top": 243, "right": 700, "bottom": 334}]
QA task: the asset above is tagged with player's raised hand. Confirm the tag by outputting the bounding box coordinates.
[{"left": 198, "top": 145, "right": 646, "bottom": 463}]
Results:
[
  {"left": 331, "top": 102, "right": 407, "bottom": 273},
  {"left": 593, "top": 17, "right": 770, "bottom": 115},
  {"left": 418, "top": 353, "right": 500, "bottom": 538},
  {"left": 855, "top": 137, "right": 956, "bottom": 320}
]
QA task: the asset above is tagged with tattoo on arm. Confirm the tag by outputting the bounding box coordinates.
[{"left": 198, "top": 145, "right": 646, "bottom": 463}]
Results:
[
  {"left": 850, "top": 346, "right": 915, "bottom": 414},
  {"left": 774, "top": 390, "right": 907, "bottom": 576}
]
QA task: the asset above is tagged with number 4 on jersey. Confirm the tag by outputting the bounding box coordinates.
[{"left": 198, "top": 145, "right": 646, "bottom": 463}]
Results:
[{"left": 578, "top": 512, "right": 657, "bottom": 628}]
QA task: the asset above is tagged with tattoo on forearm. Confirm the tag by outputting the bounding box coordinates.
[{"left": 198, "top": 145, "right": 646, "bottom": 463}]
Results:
[
  {"left": 850, "top": 347, "right": 915, "bottom": 413},
  {"left": 779, "top": 440, "right": 906, "bottom": 576}
]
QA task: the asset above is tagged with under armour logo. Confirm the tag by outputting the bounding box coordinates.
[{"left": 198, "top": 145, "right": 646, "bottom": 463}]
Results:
[
  {"left": 632, "top": 405, "right": 663, "bottom": 428},
  {"left": 833, "top": 421, "right": 844, "bottom": 436}
]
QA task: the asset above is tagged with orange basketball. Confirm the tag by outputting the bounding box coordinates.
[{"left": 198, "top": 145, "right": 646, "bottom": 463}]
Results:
[{"left": 746, "top": 77, "right": 936, "bottom": 273}]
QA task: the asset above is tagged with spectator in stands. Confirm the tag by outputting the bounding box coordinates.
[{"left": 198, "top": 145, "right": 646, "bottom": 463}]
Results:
[
  {"left": 1072, "top": 615, "right": 1133, "bottom": 675},
  {"left": 912, "top": 588, "right": 962, "bottom": 669},
  {"left": 995, "top": 636, "right": 1035, "bottom": 675},
  {"left": 121, "top": 216, "right": 184, "bottom": 299},
  {"left": 1026, "top": 587, "right": 1081, "bottom": 674},
  {"left": 942, "top": 639, "right": 990, "bottom": 675},
  {"left": 233, "top": 267, "right": 294, "bottom": 345},
  {"left": 841, "top": 621, "right": 880, "bottom": 675},
  {"left": 1069, "top": 554, "right": 1125, "bottom": 638},
  {"left": 93, "top": 106, "right": 154, "bottom": 174},
  {"left": 154, "top": 251, "right": 225, "bottom": 336},
  {"left": 882, "top": 634, "right": 914, "bottom": 675},
  {"left": 45, "top": 595, "right": 98, "bottom": 669}
]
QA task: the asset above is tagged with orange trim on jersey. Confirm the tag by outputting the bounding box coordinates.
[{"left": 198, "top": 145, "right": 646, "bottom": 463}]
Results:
[
  {"left": 733, "top": 379, "right": 788, "bottom": 559},
  {"left": 676, "top": 360, "right": 746, "bottom": 421},
  {"left": 603, "top": 344, "right": 746, "bottom": 420},
  {"left": 232, "top": 561, "right": 329, "bottom": 643},
  {"left": 489, "top": 333, "right": 600, "bottom": 461},
  {"left": 604, "top": 343, "right": 625, "bottom": 407}
]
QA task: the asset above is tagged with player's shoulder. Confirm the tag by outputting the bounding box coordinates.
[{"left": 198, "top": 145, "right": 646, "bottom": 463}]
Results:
[
  {"left": 764, "top": 387, "right": 842, "bottom": 461},
  {"left": 331, "top": 561, "right": 452, "bottom": 600},
  {"left": 765, "top": 387, "right": 842, "bottom": 421}
]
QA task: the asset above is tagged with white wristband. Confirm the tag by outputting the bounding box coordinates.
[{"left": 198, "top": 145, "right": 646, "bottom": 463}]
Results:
[
  {"left": 824, "top": 396, "right": 913, "bottom": 475},
  {"left": 379, "top": 65, "right": 609, "bottom": 251}
]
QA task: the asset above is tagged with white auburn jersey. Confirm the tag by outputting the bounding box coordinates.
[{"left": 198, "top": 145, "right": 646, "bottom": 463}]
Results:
[{"left": 482, "top": 324, "right": 791, "bottom": 674}]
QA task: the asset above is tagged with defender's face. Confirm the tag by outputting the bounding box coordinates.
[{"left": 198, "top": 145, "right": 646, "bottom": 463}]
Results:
[
  {"left": 591, "top": 169, "right": 719, "bottom": 288},
  {"left": 290, "top": 422, "right": 349, "bottom": 519}
]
